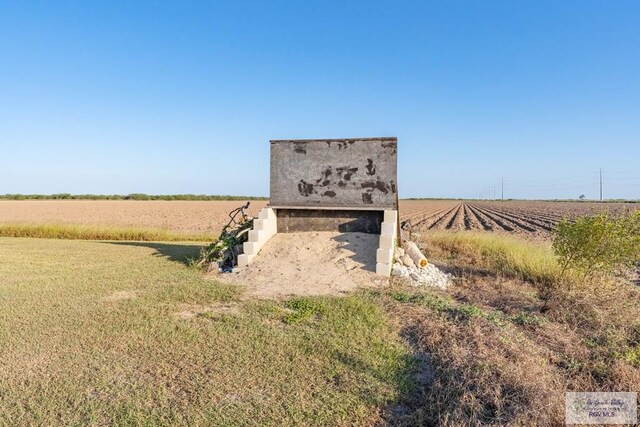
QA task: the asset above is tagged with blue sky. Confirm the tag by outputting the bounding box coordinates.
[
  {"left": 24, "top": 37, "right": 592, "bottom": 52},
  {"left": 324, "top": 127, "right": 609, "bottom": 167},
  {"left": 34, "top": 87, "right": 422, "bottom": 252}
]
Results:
[{"left": 1, "top": 1, "right": 639, "bottom": 199}]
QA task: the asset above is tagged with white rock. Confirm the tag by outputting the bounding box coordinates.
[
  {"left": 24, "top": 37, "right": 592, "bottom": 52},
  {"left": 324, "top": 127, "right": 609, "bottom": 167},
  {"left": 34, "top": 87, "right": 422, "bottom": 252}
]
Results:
[
  {"left": 392, "top": 264, "right": 411, "bottom": 278},
  {"left": 391, "top": 260, "right": 452, "bottom": 290}
]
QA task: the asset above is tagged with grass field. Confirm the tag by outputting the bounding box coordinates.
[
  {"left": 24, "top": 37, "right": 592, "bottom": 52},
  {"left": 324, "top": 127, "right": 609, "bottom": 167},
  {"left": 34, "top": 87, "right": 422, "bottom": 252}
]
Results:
[
  {"left": 0, "top": 237, "right": 413, "bottom": 426},
  {"left": 2, "top": 232, "right": 639, "bottom": 425}
]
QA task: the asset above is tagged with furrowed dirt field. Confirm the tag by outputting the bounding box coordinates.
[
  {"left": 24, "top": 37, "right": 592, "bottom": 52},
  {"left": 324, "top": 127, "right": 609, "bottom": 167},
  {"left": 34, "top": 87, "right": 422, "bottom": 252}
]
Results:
[
  {"left": 0, "top": 199, "right": 637, "bottom": 238},
  {"left": 402, "top": 200, "right": 639, "bottom": 238}
]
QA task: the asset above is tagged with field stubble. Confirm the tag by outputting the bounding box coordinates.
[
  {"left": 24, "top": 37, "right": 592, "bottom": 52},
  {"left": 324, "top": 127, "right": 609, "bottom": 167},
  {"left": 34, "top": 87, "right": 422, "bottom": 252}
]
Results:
[
  {"left": 0, "top": 199, "right": 638, "bottom": 241},
  {"left": 0, "top": 200, "right": 267, "bottom": 238}
]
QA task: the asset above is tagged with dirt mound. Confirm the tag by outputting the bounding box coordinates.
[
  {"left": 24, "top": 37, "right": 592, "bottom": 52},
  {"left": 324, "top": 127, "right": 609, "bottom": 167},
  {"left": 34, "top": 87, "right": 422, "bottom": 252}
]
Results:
[{"left": 216, "top": 231, "right": 385, "bottom": 298}]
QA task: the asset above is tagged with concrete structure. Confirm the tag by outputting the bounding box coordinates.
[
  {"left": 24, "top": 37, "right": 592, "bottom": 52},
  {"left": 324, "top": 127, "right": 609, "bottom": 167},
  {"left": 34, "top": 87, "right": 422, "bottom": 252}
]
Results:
[
  {"left": 375, "top": 209, "right": 398, "bottom": 276},
  {"left": 270, "top": 137, "right": 397, "bottom": 208},
  {"left": 237, "top": 207, "right": 277, "bottom": 267},
  {"left": 240, "top": 137, "right": 399, "bottom": 276}
]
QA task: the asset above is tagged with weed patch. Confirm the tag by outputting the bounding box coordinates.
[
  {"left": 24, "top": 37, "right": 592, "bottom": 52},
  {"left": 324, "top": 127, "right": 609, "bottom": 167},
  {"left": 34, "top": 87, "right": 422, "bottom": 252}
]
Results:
[
  {"left": 421, "top": 231, "right": 562, "bottom": 286},
  {"left": 282, "top": 298, "right": 324, "bottom": 324}
]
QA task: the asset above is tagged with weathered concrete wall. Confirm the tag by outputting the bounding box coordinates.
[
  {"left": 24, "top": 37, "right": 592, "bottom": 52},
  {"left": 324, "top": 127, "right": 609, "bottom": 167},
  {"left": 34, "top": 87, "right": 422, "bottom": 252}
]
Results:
[
  {"left": 276, "top": 209, "right": 383, "bottom": 234},
  {"left": 270, "top": 138, "right": 398, "bottom": 209}
]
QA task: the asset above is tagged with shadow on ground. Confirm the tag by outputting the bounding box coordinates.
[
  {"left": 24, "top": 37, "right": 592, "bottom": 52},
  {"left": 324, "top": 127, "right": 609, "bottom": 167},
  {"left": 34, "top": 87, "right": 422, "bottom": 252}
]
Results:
[
  {"left": 103, "top": 242, "right": 204, "bottom": 266},
  {"left": 330, "top": 233, "right": 377, "bottom": 273}
]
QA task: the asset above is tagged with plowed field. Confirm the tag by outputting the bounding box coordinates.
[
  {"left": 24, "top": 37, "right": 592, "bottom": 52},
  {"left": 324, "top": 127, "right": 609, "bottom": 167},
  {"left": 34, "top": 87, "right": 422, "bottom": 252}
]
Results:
[
  {"left": 401, "top": 200, "right": 639, "bottom": 238},
  {"left": 0, "top": 199, "right": 637, "bottom": 239},
  {"left": 0, "top": 200, "right": 268, "bottom": 234}
]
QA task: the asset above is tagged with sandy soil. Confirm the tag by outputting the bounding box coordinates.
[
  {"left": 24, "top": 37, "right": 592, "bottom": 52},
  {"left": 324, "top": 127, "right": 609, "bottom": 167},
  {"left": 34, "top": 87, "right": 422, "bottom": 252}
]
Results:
[{"left": 215, "top": 231, "right": 386, "bottom": 298}]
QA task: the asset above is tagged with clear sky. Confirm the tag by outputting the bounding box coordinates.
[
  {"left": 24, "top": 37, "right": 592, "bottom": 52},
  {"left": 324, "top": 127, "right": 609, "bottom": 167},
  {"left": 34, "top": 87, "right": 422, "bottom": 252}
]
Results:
[{"left": 1, "top": 1, "right": 639, "bottom": 200}]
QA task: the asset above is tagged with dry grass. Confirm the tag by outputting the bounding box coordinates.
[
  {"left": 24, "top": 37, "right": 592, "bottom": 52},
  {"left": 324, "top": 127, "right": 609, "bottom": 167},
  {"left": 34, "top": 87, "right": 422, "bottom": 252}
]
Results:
[
  {"left": 419, "top": 231, "right": 561, "bottom": 286},
  {"left": 376, "top": 231, "right": 640, "bottom": 426},
  {"left": 3, "top": 230, "right": 639, "bottom": 425},
  {"left": 0, "top": 223, "right": 216, "bottom": 241}
]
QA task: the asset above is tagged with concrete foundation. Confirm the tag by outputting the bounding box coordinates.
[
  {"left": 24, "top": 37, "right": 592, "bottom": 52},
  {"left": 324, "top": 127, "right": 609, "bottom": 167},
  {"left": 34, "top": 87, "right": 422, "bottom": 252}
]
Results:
[
  {"left": 238, "top": 207, "right": 398, "bottom": 277},
  {"left": 239, "top": 137, "right": 399, "bottom": 276}
]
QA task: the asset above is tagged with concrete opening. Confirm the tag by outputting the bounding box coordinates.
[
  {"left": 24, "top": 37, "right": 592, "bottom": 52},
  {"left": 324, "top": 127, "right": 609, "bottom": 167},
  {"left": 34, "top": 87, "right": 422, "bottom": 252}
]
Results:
[{"left": 238, "top": 137, "right": 399, "bottom": 276}]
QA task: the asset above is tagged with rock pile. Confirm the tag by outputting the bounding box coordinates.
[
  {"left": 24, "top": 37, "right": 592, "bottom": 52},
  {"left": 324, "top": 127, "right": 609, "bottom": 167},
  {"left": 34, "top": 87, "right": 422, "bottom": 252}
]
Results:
[{"left": 391, "top": 245, "right": 452, "bottom": 290}]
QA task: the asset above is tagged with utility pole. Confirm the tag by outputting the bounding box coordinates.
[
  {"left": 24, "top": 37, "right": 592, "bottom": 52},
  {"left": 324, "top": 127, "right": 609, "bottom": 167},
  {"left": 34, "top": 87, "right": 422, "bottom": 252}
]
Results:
[
  {"left": 501, "top": 178, "right": 504, "bottom": 201},
  {"left": 599, "top": 168, "right": 603, "bottom": 201}
]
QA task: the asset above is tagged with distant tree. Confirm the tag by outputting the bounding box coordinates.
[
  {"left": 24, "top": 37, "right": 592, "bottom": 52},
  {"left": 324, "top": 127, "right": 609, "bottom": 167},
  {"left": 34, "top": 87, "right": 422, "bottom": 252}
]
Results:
[{"left": 579, "top": 194, "right": 586, "bottom": 200}]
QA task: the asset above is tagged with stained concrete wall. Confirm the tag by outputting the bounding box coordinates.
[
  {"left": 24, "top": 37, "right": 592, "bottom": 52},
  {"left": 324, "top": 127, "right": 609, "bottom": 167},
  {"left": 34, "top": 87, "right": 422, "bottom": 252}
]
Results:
[{"left": 270, "top": 138, "right": 398, "bottom": 209}]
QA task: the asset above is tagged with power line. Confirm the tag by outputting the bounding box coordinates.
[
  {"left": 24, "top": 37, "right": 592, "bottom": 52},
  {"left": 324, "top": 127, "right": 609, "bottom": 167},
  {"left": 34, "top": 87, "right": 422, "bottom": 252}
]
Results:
[{"left": 479, "top": 169, "right": 638, "bottom": 200}]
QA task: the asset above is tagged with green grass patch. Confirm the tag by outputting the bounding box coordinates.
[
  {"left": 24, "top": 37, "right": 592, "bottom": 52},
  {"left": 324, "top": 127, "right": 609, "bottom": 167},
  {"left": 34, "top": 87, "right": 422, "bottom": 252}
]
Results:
[
  {"left": 0, "top": 223, "right": 214, "bottom": 241},
  {"left": 390, "top": 289, "right": 492, "bottom": 322},
  {"left": 389, "top": 288, "right": 545, "bottom": 328},
  {"left": 283, "top": 298, "right": 323, "bottom": 324},
  {"left": 509, "top": 312, "right": 546, "bottom": 327}
]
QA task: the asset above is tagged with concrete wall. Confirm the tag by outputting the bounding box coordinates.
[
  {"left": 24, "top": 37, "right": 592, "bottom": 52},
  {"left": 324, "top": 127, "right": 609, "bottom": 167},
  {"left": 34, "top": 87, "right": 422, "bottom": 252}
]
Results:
[{"left": 270, "top": 138, "right": 398, "bottom": 209}]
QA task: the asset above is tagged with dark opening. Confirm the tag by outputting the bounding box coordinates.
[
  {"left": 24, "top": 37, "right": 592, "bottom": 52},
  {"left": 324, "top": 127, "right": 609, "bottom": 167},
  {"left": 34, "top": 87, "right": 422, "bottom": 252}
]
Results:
[{"left": 276, "top": 209, "right": 383, "bottom": 234}]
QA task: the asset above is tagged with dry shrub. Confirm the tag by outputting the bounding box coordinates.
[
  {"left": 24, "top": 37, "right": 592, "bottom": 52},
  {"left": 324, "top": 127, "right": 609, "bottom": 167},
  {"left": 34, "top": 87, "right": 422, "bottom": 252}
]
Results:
[{"left": 553, "top": 211, "right": 640, "bottom": 287}]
